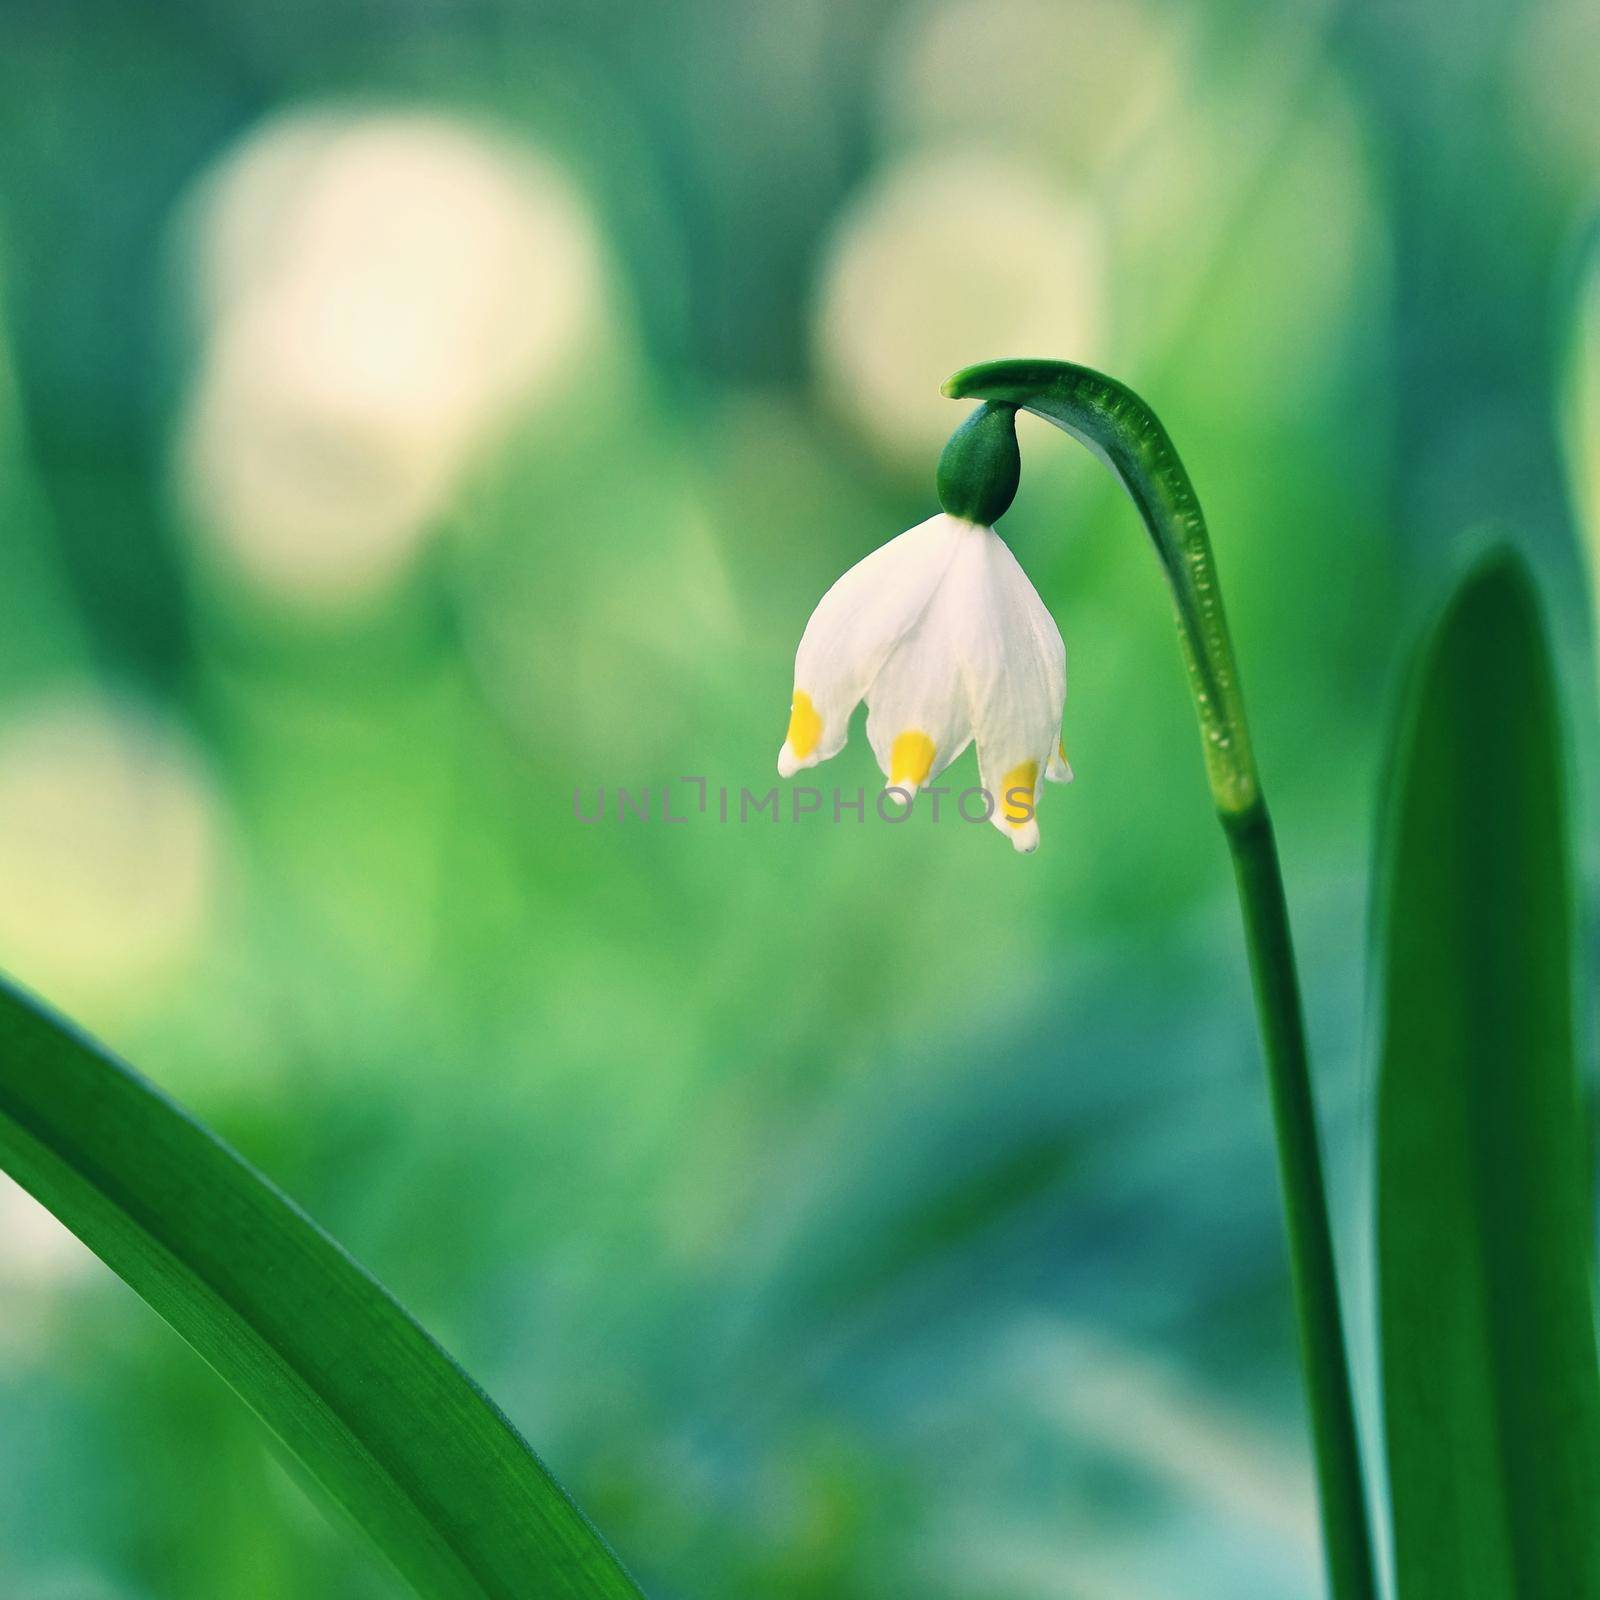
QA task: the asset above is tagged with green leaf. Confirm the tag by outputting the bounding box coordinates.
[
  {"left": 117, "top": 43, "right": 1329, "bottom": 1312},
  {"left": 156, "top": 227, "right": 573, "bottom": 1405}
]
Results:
[
  {"left": 1375, "top": 550, "right": 1600, "bottom": 1597},
  {"left": 0, "top": 978, "right": 646, "bottom": 1600}
]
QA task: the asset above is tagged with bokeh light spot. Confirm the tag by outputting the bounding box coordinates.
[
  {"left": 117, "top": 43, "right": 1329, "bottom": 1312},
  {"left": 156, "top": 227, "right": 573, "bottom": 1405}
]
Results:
[
  {"left": 814, "top": 150, "right": 1107, "bottom": 460},
  {"left": 0, "top": 696, "right": 223, "bottom": 1022},
  {"left": 175, "top": 108, "right": 611, "bottom": 609},
  {"left": 887, "top": 0, "right": 1190, "bottom": 178}
]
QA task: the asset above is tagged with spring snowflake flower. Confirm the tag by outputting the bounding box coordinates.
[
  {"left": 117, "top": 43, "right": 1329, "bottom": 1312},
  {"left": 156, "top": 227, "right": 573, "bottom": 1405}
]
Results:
[{"left": 776, "top": 404, "right": 1069, "bottom": 853}]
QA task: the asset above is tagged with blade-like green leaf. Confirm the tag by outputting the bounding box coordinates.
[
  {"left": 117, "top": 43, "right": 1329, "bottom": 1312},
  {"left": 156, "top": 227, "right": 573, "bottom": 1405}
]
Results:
[
  {"left": 1375, "top": 550, "right": 1600, "bottom": 1597},
  {"left": 0, "top": 978, "right": 646, "bottom": 1600}
]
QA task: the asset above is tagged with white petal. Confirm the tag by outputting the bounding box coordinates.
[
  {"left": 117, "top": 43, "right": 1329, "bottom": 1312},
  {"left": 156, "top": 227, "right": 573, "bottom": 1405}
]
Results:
[
  {"left": 862, "top": 556, "right": 977, "bottom": 797},
  {"left": 778, "top": 513, "right": 966, "bottom": 774},
  {"left": 951, "top": 527, "right": 1066, "bottom": 852}
]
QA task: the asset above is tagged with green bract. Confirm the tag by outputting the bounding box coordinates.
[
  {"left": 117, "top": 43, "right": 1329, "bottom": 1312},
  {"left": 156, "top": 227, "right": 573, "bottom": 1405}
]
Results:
[{"left": 936, "top": 399, "right": 1021, "bottom": 526}]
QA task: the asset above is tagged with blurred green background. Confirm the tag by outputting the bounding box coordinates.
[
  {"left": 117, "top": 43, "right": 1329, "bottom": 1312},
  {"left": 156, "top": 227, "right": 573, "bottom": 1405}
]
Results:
[{"left": 0, "top": 0, "right": 1596, "bottom": 1596}]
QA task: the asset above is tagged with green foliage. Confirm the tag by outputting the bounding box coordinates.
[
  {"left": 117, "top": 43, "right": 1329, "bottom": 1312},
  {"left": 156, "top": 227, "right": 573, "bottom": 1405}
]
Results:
[
  {"left": 1375, "top": 551, "right": 1600, "bottom": 1597},
  {"left": 0, "top": 978, "right": 644, "bottom": 1600},
  {"left": 0, "top": 0, "right": 1590, "bottom": 1591}
]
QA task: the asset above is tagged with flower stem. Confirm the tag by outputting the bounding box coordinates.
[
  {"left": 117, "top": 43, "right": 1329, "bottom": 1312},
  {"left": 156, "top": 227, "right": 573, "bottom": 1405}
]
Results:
[
  {"left": 943, "top": 360, "right": 1378, "bottom": 1600},
  {"left": 1223, "top": 800, "right": 1377, "bottom": 1600}
]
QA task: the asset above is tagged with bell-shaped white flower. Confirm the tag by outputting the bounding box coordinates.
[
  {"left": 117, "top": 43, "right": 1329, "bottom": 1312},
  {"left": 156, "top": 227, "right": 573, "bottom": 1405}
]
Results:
[{"left": 777, "top": 510, "right": 1070, "bottom": 852}]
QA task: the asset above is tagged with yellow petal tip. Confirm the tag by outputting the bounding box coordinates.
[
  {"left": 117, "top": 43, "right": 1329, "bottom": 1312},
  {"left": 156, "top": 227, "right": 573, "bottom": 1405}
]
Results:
[
  {"left": 786, "top": 690, "right": 822, "bottom": 761},
  {"left": 889, "top": 730, "right": 936, "bottom": 790},
  {"left": 1000, "top": 760, "right": 1039, "bottom": 826}
]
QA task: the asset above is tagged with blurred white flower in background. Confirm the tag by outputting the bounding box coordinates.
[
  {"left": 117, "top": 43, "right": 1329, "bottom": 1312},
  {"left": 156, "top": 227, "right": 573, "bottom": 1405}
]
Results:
[
  {"left": 0, "top": 1175, "right": 94, "bottom": 1293},
  {"left": 0, "top": 696, "right": 223, "bottom": 1025},
  {"left": 885, "top": 0, "right": 1190, "bottom": 179},
  {"left": 813, "top": 149, "right": 1107, "bottom": 460},
  {"left": 0, "top": 1175, "right": 99, "bottom": 1363},
  {"left": 855, "top": 0, "right": 1374, "bottom": 425},
  {"left": 175, "top": 109, "right": 609, "bottom": 609}
]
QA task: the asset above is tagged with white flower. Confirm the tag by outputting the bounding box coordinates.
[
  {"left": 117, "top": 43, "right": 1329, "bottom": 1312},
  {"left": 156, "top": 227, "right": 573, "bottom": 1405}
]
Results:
[{"left": 777, "top": 512, "right": 1070, "bottom": 852}]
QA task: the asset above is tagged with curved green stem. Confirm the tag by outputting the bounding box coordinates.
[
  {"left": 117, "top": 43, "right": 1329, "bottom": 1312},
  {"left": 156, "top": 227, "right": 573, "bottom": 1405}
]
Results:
[{"left": 944, "top": 359, "right": 1377, "bottom": 1600}]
